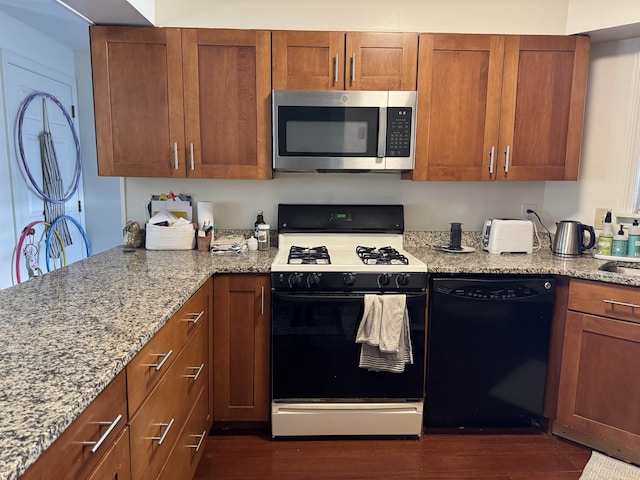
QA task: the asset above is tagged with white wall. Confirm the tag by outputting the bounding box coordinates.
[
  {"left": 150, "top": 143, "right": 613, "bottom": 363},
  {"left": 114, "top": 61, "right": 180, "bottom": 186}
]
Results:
[
  {"left": 156, "top": 0, "right": 569, "bottom": 35},
  {"left": 567, "top": 0, "right": 640, "bottom": 34}
]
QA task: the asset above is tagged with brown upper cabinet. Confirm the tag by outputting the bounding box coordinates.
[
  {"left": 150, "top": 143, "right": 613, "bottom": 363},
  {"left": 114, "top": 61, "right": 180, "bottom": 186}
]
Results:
[
  {"left": 90, "top": 26, "right": 272, "bottom": 179},
  {"left": 272, "top": 31, "right": 418, "bottom": 91},
  {"left": 408, "top": 34, "right": 590, "bottom": 181}
]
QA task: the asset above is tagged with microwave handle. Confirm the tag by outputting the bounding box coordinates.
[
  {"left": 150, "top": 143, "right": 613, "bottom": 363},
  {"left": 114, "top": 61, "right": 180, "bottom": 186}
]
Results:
[{"left": 377, "top": 107, "right": 387, "bottom": 158}]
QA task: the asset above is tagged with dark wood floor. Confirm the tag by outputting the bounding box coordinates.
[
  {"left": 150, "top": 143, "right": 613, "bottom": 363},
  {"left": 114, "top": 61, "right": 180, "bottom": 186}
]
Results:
[{"left": 194, "top": 429, "right": 592, "bottom": 480}]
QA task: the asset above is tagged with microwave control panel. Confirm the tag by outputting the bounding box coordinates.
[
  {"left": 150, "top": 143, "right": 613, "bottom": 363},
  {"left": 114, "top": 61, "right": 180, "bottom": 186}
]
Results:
[{"left": 386, "top": 107, "right": 413, "bottom": 157}]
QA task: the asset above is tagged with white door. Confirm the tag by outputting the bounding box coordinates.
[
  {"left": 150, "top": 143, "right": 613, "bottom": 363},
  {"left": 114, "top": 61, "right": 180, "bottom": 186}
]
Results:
[{"left": 2, "top": 52, "right": 87, "bottom": 285}]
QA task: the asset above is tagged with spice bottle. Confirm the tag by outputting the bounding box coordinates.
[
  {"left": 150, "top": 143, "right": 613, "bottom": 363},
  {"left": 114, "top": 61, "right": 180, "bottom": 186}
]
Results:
[
  {"left": 596, "top": 211, "right": 614, "bottom": 256},
  {"left": 628, "top": 219, "right": 640, "bottom": 257},
  {"left": 254, "top": 210, "right": 266, "bottom": 238},
  {"left": 612, "top": 225, "right": 627, "bottom": 257}
]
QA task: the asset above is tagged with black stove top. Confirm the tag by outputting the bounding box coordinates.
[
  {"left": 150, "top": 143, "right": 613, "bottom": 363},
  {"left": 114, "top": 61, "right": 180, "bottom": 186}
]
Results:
[
  {"left": 356, "top": 246, "right": 409, "bottom": 265},
  {"left": 288, "top": 246, "right": 331, "bottom": 265}
]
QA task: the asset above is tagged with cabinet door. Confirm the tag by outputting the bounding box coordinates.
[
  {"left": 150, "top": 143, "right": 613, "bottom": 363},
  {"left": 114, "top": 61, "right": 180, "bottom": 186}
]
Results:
[
  {"left": 213, "top": 275, "right": 270, "bottom": 422},
  {"left": 272, "top": 30, "right": 345, "bottom": 90},
  {"left": 498, "top": 35, "right": 590, "bottom": 180},
  {"left": 411, "top": 34, "right": 504, "bottom": 181},
  {"left": 346, "top": 32, "right": 418, "bottom": 91},
  {"left": 556, "top": 311, "right": 640, "bottom": 452},
  {"left": 90, "top": 26, "right": 185, "bottom": 178},
  {"left": 182, "top": 29, "right": 272, "bottom": 180}
]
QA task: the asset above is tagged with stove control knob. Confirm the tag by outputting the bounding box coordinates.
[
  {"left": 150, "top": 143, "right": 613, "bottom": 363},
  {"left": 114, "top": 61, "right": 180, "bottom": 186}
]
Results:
[
  {"left": 343, "top": 273, "right": 357, "bottom": 286},
  {"left": 288, "top": 273, "right": 302, "bottom": 287},
  {"left": 377, "top": 273, "right": 390, "bottom": 287},
  {"left": 396, "top": 273, "right": 410, "bottom": 286},
  {"left": 307, "top": 273, "right": 321, "bottom": 287}
]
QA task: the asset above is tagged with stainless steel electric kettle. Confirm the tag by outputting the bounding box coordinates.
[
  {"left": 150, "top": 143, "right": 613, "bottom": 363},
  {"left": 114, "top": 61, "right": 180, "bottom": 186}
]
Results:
[{"left": 553, "top": 220, "right": 596, "bottom": 257}]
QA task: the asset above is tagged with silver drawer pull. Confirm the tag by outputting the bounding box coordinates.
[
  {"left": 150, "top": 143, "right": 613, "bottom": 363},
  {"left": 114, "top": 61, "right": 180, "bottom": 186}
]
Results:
[
  {"left": 603, "top": 299, "right": 640, "bottom": 309},
  {"left": 185, "top": 363, "right": 205, "bottom": 381},
  {"left": 187, "top": 430, "right": 207, "bottom": 451},
  {"left": 147, "top": 350, "right": 173, "bottom": 371},
  {"left": 151, "top": 418, "right": 175, "bottom": 445},
  {"left": 83, "top": 414, "right": 123, "bottom": 454},
  {"left": 182, "top": 311, "right": 204, "bottom": 324}
]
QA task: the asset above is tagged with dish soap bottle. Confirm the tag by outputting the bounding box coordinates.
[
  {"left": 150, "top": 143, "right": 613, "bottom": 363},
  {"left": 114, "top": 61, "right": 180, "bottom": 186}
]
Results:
[
  {"left": 254, "top": 210, "right": 266, "bottom": 238},
  {"left": 628, "top": 219, "right": 640, "bottom": 257},
  {"left": 596, "top": 211, "right": 614, "bottom": 256},
  {"left": 612, "top": 225, "right": 627, "bottom": 257}
]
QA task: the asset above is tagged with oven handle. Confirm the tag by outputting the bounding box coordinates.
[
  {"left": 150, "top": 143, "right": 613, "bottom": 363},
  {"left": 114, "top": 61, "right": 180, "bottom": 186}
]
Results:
[{"left": 272, "top": 292, "right": 426, "bottom": 302}]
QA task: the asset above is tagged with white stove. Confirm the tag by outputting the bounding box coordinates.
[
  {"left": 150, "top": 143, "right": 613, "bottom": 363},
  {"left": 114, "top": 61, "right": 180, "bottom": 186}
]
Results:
[{"left": 270, "top": 204, "right": 427, "bottom": 438}]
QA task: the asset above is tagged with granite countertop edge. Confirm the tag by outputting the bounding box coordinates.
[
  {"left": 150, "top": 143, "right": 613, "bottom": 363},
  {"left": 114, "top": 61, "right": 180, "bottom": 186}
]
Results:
[{"left": 1, "top": 237, "right": 638, "bottom": 479}]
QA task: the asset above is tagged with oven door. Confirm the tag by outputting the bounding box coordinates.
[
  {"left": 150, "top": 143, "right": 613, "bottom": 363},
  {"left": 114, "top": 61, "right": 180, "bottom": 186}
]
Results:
[{"left": 271, "top": 291, "right": 426, "bottom": 402}]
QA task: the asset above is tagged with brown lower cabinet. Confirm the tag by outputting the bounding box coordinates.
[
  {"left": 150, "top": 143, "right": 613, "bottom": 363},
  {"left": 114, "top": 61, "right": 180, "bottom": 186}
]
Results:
[
  {"left": 213, "top": 274, "right": 270, "bottom": 423},
  {"left": 555, "top": 279, "right": 640, "bottom": 463},
  {"left": 20, "top": 278, "right": 213, "bottom": 480}
]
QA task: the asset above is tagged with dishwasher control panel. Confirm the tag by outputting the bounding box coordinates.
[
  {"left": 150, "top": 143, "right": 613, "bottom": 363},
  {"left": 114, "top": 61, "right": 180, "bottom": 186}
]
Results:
[{"left": 440, "top": 281, "right": 552, "bottom": 299}]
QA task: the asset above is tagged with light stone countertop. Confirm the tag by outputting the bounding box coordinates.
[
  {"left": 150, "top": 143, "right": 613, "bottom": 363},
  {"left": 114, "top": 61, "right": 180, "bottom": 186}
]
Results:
[{"left": 1, "top": 237, "right": 637, "bottom": 479}]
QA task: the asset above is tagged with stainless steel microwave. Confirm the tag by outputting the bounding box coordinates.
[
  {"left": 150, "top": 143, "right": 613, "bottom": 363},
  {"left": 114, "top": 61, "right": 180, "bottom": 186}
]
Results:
[{"left": 272, "top": 90, "right": 417, "bottom": 172}]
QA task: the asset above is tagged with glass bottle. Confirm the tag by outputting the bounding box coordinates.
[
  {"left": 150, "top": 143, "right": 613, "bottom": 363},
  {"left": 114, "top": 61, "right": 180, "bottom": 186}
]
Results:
[{"left": 254, "top": 210, "right": 265, "bottom": 238}]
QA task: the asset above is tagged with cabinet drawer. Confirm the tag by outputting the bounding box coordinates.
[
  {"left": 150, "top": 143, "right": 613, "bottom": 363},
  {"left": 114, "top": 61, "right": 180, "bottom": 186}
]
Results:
[
  {"left": 21, "top": 370, "right": 127, "bottom": 480},
  {"left": 86, "top": 427, "right": 131, "bottom": 480},
  {"left": 158, "top": 387, "right": 210, "bottom": 480},
  {"left": 568, "top": 279, "right": 640, "bottom": 323},
  {"left": 127, "top": 284, "right": 210, "bottom": 415},
  {"left": 129, "top": 320, "right": 208, "bottom": 480}
]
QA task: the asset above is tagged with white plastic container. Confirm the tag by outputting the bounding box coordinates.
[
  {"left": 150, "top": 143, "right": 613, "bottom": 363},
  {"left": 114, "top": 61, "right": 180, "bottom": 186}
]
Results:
[{"left": 628, "top": 219, "right": 640, "bottom": 257}]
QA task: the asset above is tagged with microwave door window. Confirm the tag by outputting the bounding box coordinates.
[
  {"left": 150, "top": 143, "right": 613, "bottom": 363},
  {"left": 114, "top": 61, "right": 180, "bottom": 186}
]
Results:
[
  {"left": 287, "top": 121, "right": 368, "bottom": 154},
  {"left": 278, "top": 106, "right": 379, "bottom": 157}
]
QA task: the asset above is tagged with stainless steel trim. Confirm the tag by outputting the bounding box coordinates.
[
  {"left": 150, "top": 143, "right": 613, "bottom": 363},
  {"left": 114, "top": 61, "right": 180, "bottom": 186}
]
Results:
[
  {"left": 185, "top": 363, "right": 205, "bottom": 381},
  {"left": 504, "top": 145, "right": 511, "bottom": 173},
  {"left": 603, "top": 299, "right": 640, "bottom": 309},
  {"left": 182, "top": 311, "right": 204, "bottom": 324},
  {"left": 147, "top": 350, "right": 173, "bottom": 371},
  {"left": 187, "top": 430, "right": 207, "bottom": 451},
  {"left": 83, "top": 414, "right": 123, "bottom": 454},
  {"left": 334, "top": 53, "right": 339, "bottom": 84},
  {"left": 173, "top": 142, "right": 179, "bottom": 170},
  {"left": 151, "top": 418, "right": 175, "bottom": 445},
  {"left": 489, "top": 146, "right": 495, "bottom": 174},
  {"left": 350, "top": 53, "right": 355, "bottom": 84}
]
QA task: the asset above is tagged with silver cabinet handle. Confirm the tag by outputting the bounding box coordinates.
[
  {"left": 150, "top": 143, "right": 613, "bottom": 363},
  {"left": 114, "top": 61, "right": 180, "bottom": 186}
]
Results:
[
  {"left": 187, "top": 430, "right": 207, "bottom": 451},
  {"left": 261, "top": 286, "right": 264, "bottom": 316},
  {"left": 350, "top": 53, "right": 356, "bottom": 84},
  {"left": 185, "top": 363, "right": 205, "bottom": 381},
  {"left": 152, "top": 418, "right": 175, "bottom": 445},
  {"left": 173, "top": 142, "right": 179, "bottom": 170},
  {"left": 334, "top": 53, "right": 339, "bottom": 84},
  {"left": 489, "top": 146, "right": 495, "bottom": 175},
  {"left": 182, "top": 311, "right": 204, "bottom": 324},
  {"left": 603, "top": 299, "right": 640, "bottom": 309},
  {"left": 83, "top": 414, "right": 123, "bottom": 454},
  {"left": 190, "top": 143, "right": 195, "bottom": 170},
  {"left": 147, "top": 350, "right": 173, "bottom": 371},
  {"left": 504, "top": 145, "right": 510, "bottom": 173}
]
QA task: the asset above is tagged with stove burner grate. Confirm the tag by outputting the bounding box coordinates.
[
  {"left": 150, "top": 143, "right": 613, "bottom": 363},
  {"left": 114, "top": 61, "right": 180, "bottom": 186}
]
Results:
[
  {"left": 356, "top": 245, "right": 409, "bottom": 265},
  {"left": 288, "top": 246, "right": 331, "bottom": 265}
]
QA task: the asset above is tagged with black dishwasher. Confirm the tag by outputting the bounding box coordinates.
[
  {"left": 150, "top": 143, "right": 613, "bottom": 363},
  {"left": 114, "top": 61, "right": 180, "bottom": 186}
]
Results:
[{"left": 425, "top": 275, "right": 555, "bottom": 428}]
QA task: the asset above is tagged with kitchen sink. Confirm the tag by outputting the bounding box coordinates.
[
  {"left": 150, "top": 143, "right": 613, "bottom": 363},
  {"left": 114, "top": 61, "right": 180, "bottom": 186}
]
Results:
[{"left": 598, "top": 261, "right": 640, "bottom": 276}]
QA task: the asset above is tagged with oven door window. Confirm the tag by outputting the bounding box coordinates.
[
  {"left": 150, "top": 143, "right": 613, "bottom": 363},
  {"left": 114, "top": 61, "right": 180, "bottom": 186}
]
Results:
[
  {"left": 271, "top": 293, "right": 425, "bottom": 401},
  {"left": 277, "top": 106, "right": 380, "bottom": 157}
]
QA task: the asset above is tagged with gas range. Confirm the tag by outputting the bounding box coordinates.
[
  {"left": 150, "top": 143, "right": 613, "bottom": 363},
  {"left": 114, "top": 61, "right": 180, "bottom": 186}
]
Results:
[{"left": 270, "top": 205, "right": 427, "bottom": 292}]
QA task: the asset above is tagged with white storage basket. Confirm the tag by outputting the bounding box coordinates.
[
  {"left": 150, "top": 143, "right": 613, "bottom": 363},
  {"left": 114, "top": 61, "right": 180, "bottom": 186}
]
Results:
[{"left": 145, "top": 222, "right": 195, "bottom": 250}]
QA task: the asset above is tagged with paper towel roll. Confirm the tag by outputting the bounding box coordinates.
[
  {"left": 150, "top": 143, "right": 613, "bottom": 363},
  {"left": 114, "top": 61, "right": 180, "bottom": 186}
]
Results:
[{"left": 196, "top": 201, "right": 214, "bottom": 230}]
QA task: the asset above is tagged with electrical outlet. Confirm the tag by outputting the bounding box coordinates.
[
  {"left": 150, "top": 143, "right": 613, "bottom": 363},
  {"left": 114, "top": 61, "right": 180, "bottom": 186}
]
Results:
[
  {"left": 594, "top": 208, "right": 611, "bottom": 229},
  {"left": 521, "top": 204, "right": 537, "bottom": 220}
]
